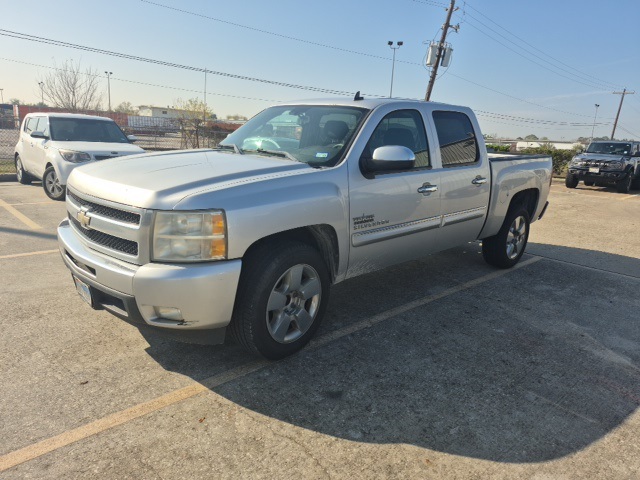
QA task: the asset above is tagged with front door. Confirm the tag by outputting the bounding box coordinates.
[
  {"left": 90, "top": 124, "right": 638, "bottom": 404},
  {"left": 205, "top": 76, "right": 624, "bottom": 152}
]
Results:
[{"left": 347, "top": 108, "right": 442, "bottom": 277}]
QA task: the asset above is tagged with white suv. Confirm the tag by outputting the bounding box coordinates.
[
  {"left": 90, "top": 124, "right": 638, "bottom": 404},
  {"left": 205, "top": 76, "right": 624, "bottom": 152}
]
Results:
[{"left": 14, "top": 113, "right": 145, "bottom": 200}]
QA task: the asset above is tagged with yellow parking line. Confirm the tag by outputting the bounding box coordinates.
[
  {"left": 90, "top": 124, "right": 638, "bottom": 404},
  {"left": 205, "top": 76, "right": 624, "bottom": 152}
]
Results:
[
  {"left": 620, "top": 194, "right": 640, "bottom": 201},
  {"left": 0, "top": 249, "right": 59, "bottom": 260},
  {"left": 0, "top": 256, "right": 542, "bottom": 472},
  {"left": 0, "top": 198, "right": 42, "bottom": 230}
]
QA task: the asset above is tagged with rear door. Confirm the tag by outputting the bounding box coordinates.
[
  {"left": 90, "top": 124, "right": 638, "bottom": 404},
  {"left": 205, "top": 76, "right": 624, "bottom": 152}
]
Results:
[
  {"left": 429, "top": 110, "right": 491, "bottom": 246},
  {"left": 20, "top": 116, "right": 39, "bottom": 174}
]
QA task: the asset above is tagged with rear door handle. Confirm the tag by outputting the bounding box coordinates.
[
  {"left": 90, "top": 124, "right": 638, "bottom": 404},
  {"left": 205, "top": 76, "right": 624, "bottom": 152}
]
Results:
[
  {"left": 417, "top": 183, "right": 438, "bottom": 195},
  {"left": 472, "top": 176, "right": 487, "bottom": 185}
]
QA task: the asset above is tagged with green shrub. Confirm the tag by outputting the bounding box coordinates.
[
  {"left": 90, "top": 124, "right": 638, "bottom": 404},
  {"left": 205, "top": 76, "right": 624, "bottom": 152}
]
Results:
[
  {"left": 486, "top": 144, "right": 511, "bottom": 152},
  {"left": 518, "top": 146, "right": 581, "bottom": 176}
]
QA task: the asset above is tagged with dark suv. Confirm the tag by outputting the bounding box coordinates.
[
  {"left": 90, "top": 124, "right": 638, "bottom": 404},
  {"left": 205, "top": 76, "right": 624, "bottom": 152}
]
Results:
[{"left": 566, "top": 141, "right": 640, "bottom": 193}]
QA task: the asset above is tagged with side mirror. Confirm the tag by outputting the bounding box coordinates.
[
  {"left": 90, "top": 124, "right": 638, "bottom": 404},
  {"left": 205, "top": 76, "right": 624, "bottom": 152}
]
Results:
[
  {"left": 127, "top": 135, "right": 138, "bottom": 143},
  {"left": 368, "top": 145, "right": 415, "bottom": 172},
  {"left": 30, "top": 131, "right": 49, "bottom": 140}
]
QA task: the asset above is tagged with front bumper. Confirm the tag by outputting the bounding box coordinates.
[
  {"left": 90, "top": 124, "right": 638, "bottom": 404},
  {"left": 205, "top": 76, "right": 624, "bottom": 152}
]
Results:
[
  {"left": 568, "top": 167, "right": 628, "bottom": 183},
  {"left": 57, "top": 218, "right": 242, "bottom": 344}
]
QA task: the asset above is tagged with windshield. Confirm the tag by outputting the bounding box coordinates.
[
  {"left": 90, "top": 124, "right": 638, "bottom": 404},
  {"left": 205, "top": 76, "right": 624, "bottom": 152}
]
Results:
[
  {"left": 586, "top": 142, "right": 632, "bottom": 155},
  {"left": 50, "top": 118, "right": 129, "bottom": 143},
  {"left": 220, "top": 105, "right": 369, "bottom": 167}
]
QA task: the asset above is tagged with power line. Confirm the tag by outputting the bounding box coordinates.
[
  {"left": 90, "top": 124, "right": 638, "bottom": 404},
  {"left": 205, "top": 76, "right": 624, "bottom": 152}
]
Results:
[{"left": 462, "top": 2, "right": 623, "bottom": 91}]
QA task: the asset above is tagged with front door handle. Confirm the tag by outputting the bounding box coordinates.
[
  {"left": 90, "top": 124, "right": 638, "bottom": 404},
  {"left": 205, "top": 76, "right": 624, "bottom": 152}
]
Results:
[
  {"left": 472, "top": 176, "right": 487, "bottom": 185},
  {"left": 417, "top": 183, "right": 438, "bottom": 195}
]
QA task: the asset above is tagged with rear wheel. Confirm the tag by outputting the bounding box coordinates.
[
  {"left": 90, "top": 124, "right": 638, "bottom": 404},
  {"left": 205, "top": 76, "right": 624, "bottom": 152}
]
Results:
[
  {"left": 616, "top": 173, "right": 632, "bottom": 193},
  {"left": 565, "top": 174, "right": 578, "bottom": 188},
  {"left": 230, "top": 241, "right": 330, "bottom": 359},
  {"left": 43, "top": 166, "right": 66, "bottom": 201},
  {"left": 482, "top": 208, "right": 530, "bottom": 269},
  {"left": 15, "top": 155, "right": 32, "bottom": 185}
]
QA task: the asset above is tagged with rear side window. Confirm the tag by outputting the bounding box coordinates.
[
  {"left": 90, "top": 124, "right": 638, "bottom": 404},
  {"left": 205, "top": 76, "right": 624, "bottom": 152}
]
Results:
[{"left": 432, "top": 111, "right": 479, "bottom": 166}]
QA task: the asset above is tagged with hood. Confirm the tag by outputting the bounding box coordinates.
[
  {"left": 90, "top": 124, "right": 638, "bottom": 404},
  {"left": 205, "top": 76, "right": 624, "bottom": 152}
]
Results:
[
  {"left": 576, "top": 152, "right": 626, "bottom": 163},
  {"left": 68, "top": 149, "right": 311, "bottom": 209},
  {"left": 51, "top": 141, "right": 144, "bottom": 156}
]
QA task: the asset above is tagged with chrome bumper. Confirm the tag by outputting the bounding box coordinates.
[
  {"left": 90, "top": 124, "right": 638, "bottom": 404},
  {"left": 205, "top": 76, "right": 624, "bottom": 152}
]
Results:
[{"left": 57, "top": 218, "right": 242, "bottom": 344}]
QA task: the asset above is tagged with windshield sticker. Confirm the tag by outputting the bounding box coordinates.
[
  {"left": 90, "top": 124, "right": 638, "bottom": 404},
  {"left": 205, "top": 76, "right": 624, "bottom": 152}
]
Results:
[{"left": 316, "top": 152, "right": 329, "bottom": 158}]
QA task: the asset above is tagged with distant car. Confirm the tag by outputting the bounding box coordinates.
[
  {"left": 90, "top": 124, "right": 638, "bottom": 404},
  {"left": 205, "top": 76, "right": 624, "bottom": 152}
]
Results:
[
  {"left": 566, "top": 141, "right": 640, "bottom": 193},
  {"left": 14, "top": 113, "right": 145, "bottom": 200}
]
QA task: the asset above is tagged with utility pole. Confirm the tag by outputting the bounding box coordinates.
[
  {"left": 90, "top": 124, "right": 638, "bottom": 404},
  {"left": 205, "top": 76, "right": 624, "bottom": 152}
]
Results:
[
  {"left": 104, "top": 71, "right": 113, "bottom": 111},
  {"left": 425, "top": 0, "right": 457, "bottom": 101},
  {"left": 590, "top": 103, "right": 599, "bottom": 142},
  {"left": 611, "top": 88, "right": 635, "bottom": 139}
]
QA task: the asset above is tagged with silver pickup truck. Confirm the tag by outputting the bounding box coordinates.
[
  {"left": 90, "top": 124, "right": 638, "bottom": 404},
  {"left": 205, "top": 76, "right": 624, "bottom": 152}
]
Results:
[{"left": 57, "top": 98, "right": 551, "bottom": 359}]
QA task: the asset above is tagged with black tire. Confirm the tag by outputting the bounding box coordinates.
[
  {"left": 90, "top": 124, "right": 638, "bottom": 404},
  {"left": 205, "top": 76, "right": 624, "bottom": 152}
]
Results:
[
  {"left": 482, "top": 208, "right": 530, "bottom": 269},
  {"left": 230, "top": 241, "right": 330, "bottom": 360},
  {"left": 583, "top": 180, "right": 595, "bottom": 187},
  {"left": 43, "top": 166, "right": 66, "bottom": 201},
  {"left": 631, "top": 172, "right": 640, "bottom": 190},
  {"left": 616, "top": 173, "right": 632, "bottom": 194},
  {"left": 565, "top": 174, "right": 578, "bottom": 188},
  {"left": 15, "top": 155, "right": 32, "bottom": 185}
]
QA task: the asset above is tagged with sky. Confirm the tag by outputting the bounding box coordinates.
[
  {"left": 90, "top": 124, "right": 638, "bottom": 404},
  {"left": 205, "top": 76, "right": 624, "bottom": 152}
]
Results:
[{"left": 1, "top": 0, "right": 639, "bottom": 141}]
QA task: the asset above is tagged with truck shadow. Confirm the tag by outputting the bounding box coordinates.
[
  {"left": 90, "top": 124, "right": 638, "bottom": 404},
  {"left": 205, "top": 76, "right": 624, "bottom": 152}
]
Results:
[{"left": 139, "top": 243, "right": 640, "bottom": 463}]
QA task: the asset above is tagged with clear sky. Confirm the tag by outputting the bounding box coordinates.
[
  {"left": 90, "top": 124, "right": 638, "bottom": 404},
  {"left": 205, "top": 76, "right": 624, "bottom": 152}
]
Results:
[{"left": 1, "top": 0, "right": 639, "bottom": 140}]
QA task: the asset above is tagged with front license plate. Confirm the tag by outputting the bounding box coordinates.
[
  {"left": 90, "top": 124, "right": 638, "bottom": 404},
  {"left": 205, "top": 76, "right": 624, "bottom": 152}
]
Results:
[
  {"left": 589, "top": 167, "right": 600, "bottom": 173},
  {"left": 73, "top": 275, "right": 93, "bottom": 306}
]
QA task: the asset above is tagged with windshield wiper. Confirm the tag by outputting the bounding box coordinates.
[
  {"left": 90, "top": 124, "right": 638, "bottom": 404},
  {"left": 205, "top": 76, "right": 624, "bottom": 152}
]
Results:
[
  {"left": 218, "top": 144, "right": 244, "bottom": 154},
  {"left": 255, "top": 148, "right": 299, "bottom": 162}
]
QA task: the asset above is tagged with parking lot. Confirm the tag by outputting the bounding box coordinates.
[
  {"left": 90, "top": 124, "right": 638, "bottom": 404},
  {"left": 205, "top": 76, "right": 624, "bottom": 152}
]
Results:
[{"left": 1, "top": 178, "right": 639, "bottom": 479}]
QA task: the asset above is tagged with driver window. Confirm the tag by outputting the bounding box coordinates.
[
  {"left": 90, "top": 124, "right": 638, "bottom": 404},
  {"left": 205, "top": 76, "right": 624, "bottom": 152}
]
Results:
[{"left": 361, "top": 109, "right": 430, "bottom": 168}]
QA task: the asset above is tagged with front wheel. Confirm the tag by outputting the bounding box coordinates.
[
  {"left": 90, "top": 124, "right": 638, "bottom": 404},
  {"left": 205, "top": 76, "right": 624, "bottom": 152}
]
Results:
[
  {"left": 482, "top": 208, "right": 530, "bottom": 269},
  {"left": 43, "top": 166, "right": 66, "bottom": 201},
  {"left": 230, "top": 241, "right": 330, "bottom": 359},
  {"left": 565, "top": 174, "right": 578, "bottom": 188},
  {"left": 616, "top": 173, "right": 632, "bottom": 194}
]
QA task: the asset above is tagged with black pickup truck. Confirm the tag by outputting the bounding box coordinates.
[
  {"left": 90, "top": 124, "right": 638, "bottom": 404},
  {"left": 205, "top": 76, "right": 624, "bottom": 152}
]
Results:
[{"left": 566, "top": 141, "right": 640, "bottom": 193}]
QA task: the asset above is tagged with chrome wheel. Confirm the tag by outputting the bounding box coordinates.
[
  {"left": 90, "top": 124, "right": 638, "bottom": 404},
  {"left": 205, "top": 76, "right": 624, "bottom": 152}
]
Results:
[
  {"left": 45, "top": 169, "right": 63, "bottom": 197},
  {"left": 506, "top": 215, "right": 527, "bottom": 260},
  {"left": 266, "top": 263, "right": 321, "bottom": 344},
  {"left": 16, "top": 158, "right": 23, "bottom": 182}
]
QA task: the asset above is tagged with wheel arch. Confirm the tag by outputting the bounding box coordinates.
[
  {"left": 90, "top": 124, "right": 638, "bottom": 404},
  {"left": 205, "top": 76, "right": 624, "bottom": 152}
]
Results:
[
  {"left": 240, "top": 225, "right": 340, "bottom": 283},
  {"left": 507, "top": 188, "right": 539, "bottom": 220}
]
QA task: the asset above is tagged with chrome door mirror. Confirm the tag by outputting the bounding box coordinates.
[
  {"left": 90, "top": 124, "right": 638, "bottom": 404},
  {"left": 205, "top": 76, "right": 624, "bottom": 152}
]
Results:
[{"left": 368, "top": 145, "right": 415, "bottom": 172}]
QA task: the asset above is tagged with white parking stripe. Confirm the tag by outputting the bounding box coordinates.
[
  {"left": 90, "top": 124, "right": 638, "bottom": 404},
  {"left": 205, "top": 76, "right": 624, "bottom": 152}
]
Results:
[
  {"left": 0, "top": 250, "right": 59, "bottom": 260},
  {"left": 620, "top": 194, "right": 640, "bottom": 201},
  {"left": 0, "top": 256, "right": 541, "bottom": 472}
]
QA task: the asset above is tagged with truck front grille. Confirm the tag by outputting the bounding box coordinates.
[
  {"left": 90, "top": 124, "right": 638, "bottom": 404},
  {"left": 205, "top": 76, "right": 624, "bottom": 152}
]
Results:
[
  {"left": 69, "top": 215, "right": 139, "bottom": 256},
  {"left": 68, "top": 190, "right": 141, "bottom": 225}
]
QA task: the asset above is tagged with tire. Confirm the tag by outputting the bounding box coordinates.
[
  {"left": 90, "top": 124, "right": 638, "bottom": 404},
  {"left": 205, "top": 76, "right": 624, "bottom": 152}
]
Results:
[
  {"left": 565, "top": 174, "right": 578, "bottom": 188},
  {"left": 482, "top": 208, "right": 530, "bottom": 269},
  {"left": 230, "top": 241, "right": 330, "bottom": 360},
  {"left": 43, "top": 166, "right": 66, "bottom": 201},
  {"left": 583, "top": 180, "right": 595, "bottom": 187},
  {"left": 616, "top": 173, "right": 632, "bottom": 194},
  {"left": 631, "top": 172, "right": 640, "bottom": 190},
  {"left": 15, "top": 155, "right": 32, "bottom": 185}
]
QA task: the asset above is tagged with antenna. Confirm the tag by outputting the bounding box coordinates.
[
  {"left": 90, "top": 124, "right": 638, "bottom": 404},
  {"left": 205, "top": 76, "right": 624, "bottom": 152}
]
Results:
[{"left": 354, "top": 91, "right": 364, "bottom": 101}]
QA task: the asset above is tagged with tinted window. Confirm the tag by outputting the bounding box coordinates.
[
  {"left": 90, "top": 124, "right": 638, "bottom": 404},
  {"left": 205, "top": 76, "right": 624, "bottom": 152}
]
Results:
[
  {"left": 432, "top": 111, "right": 478, "bottom": 166},
  {"left": 49, "top": 118, "right": 128, "bottom": 143},
  {"left": 361, "top": 109, "right": 430, "bottom": 168}
]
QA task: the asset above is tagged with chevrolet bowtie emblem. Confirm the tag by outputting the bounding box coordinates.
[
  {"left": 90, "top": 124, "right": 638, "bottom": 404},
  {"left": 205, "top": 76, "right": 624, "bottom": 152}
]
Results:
[{"left": 76, "top": 207, "right": 92, "bottom": 229}]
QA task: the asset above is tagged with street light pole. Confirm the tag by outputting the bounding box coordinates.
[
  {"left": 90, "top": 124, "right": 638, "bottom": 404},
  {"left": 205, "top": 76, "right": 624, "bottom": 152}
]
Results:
[
  {"left": 38, "top": 82, "right": 44, "bottom": 105},
  {"left": 104, "top": 71, "right": 113, "bottom": 111},
  {"left": 0, "top": 88, "right": 4, "bottom": 104},
  {"left": 388, "top": 41, "right": 403, "bottom": 98},
  {"left": 590, "top": 103, "right": 599, "bottom": 142}
]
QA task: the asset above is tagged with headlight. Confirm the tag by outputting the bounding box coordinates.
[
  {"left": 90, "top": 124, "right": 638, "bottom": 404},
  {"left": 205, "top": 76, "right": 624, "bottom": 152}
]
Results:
[
  {"left": 59, "top": 149, "right": 91, "bottom": 163},
  {"left": 152, "top": 210, "right": 226, "bottom": 262},
  {"left": 608, "top": 161, "right": 623, "bottom": 170},
  {"left": 570, "top": 157, "right": 582, "bottom": 166}
]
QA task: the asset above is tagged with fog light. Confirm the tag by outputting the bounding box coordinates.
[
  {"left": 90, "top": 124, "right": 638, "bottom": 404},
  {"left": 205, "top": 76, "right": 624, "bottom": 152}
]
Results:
[{"left": 154, "top": 306, "right": 183, "bottom": 321}]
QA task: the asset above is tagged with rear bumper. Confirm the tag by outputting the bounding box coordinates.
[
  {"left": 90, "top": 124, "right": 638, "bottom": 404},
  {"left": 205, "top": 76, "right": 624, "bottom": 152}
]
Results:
[{"left": 57, "top": 218, "right": 242, "bottom": 344}]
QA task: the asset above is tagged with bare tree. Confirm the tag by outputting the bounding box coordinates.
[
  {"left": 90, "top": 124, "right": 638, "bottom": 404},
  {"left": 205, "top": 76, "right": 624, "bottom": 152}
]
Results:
[
  {"left": 174, "top": 98, "right": 214, "bottom": 149},
  {"left": 39, "top": 60, "right": 102, "bottom": 112}
]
